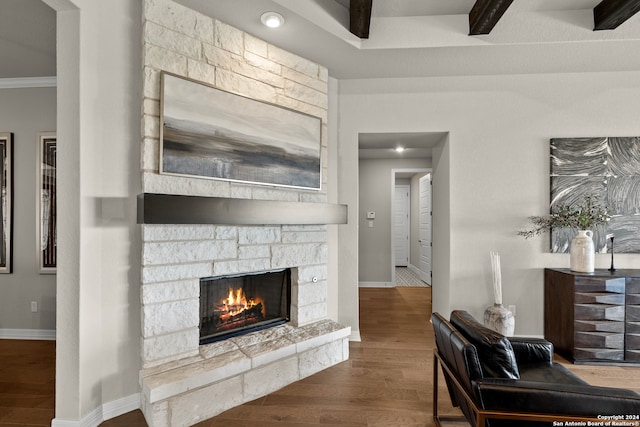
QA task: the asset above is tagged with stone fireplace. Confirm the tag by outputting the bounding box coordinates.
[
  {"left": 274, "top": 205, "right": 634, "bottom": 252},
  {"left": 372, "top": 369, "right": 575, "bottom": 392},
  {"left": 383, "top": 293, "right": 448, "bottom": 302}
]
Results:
[
  {"left": 139, "top": 1, "right": 349, "bottom": 425},
  {"left": 199, "top": 268, "right": 292, "bottom": 344},
  {"left": 139, "top": 222, "right": 349, "bottom": 427}
]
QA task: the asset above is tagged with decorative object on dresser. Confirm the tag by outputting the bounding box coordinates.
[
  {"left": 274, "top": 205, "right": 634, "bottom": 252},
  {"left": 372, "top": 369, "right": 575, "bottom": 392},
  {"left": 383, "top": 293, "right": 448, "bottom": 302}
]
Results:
[
  {"left": 608, "top": 233, "right": 616, "bottom": 272},
  {"left": 544, "top": 268, "right": 640, "bottom": 364},
  {"left": 519, "top": 194, "right": 610, "bottom": 273},
  {"left": 569, "top": 229, "right": 595, "bottom": 273},
  {"left": 483, "top": 251, "right": 515, "bottom": 336}
]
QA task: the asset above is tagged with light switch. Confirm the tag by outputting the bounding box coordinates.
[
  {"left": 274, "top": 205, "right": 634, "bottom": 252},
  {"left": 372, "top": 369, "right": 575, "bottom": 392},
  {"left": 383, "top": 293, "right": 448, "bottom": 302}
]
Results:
[{"left": 368, "top": 220, "right": 374, "bottom": 228}]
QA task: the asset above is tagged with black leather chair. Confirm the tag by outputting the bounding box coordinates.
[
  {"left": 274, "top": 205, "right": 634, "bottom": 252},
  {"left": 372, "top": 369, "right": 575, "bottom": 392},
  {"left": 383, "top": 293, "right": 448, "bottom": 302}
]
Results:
[{"left": 432, "top": 310, "right": 640, "bottom": 426}]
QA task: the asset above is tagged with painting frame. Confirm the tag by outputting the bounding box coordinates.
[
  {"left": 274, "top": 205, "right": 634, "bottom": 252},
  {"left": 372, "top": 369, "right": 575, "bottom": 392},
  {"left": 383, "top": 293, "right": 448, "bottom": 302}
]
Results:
[
  {"left": 37, "top": 132, "right": 56, "bottom": 273},
  {"left": 550, "top": 136, "right": 640, "bottom": 253},
  {"left": 0, "top": 132, "right": 13, "bottom": 274},
  {"left": 159, "top": 72, "right": 322, "bottom": 191}
]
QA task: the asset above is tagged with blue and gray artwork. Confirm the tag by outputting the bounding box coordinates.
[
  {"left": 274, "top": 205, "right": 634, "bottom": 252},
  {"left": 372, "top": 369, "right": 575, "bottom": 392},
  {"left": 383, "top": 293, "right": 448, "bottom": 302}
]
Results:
[{"left": 550, "top": 137, "right": 640, "bottom": 253}]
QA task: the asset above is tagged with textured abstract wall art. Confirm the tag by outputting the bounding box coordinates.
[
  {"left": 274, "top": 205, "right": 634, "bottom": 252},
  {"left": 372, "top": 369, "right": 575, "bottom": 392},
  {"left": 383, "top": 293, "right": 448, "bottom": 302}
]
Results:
[
  {"left": 550, "top": 137, "right": 640, "bottom": 253},
  {"left": 160, "top": 73, "right": 322, "bottom": 190}
]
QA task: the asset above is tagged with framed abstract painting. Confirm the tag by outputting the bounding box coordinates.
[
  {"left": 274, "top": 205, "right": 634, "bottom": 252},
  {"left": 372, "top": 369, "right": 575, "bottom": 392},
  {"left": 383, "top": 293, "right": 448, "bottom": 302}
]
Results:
[
  {"left": 0, "top": 132, "right": 13, "bottom": 273},
  {"left": 38, "top": 132, "right": 56, "bottom": 273},
  {"left": 160, "top": 72, "right": 322, "bottom": 190},
  {"left": 550, "top": 137, "right": 640, "bottom": 253}
]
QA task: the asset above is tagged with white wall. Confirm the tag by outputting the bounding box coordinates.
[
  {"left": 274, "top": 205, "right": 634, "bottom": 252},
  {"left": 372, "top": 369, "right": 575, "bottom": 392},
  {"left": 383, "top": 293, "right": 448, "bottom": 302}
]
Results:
[
  {"left": 0, "top": 86, "right": 57, "bottom": 334},
  {"left": 327, "top": 77, "right": 340, "bottom": 322},
  {"left": 358, "top": 158, "right": 430, "bottom": 283},
  {"left": 51, "top": 0, "right": 142, "bottom": 423},
  {"left": 339, "top": 72, "right": 640, "bottom": 336}
]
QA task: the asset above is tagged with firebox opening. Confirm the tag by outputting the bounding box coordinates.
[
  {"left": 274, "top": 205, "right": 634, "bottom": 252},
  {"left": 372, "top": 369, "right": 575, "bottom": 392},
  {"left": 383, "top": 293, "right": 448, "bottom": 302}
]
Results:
[{"left": 199, "top": 268, "right": 292, "bottom": 345}]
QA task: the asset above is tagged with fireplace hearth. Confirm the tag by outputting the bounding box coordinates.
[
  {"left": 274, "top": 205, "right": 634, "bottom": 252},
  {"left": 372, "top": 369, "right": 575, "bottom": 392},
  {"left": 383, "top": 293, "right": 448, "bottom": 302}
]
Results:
[{"left": 199, "top": 269, "right": 291, "bottom": 344}]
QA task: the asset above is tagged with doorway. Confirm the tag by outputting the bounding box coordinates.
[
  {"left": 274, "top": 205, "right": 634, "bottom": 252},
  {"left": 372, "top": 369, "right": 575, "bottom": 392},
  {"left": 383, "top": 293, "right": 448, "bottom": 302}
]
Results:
[{"left": 391, "top": 168, "right": 431, "bottom": 287}]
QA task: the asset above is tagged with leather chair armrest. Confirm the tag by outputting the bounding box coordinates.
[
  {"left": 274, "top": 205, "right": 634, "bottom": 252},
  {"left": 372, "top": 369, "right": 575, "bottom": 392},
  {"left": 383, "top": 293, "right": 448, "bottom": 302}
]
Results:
[
  {"left": 475, "top": 379, "right": 640, "bottom": 417},
  {"left": 508, "top": 337, "right": 553, "bottom": 365}
]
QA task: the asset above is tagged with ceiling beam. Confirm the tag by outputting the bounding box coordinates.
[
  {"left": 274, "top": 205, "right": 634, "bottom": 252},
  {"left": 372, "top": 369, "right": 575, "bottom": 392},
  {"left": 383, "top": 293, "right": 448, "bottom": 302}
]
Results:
[
  {"left": 350, "top": 0, "right": 372, "bottom": 39},
  {"left": 469, "top": 0, "right": 514, "bottom": 35},
  {"left": 594, "top": 0, "right": 640, "bottom": 30}
]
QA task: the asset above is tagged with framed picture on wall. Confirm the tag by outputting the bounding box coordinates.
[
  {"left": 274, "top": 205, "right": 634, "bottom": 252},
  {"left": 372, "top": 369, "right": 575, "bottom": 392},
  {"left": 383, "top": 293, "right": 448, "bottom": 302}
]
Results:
[
  {"left": 159, "top": 72, "right": 322, "bottom": 190},
  {"left": 0, "top": 132, "right": 13, "bottom": 274},
  {"left": 37, "top": 132, "right": 56, "bottom": 273},
  {"left": 550, "top": 136, "right": 640, "bottom": 253}
]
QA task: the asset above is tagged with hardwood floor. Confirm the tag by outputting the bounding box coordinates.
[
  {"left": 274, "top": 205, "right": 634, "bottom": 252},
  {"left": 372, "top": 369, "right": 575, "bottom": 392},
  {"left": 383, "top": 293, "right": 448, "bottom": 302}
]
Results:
[
  {"left": 2, "top": 287, "right": 640, "bottom": 426},
  {"left": 190, "top": 287, "right": 457, "bottom": 427},
  {"left": 0, "top": 339, "right": 55, "bottom": 427}
]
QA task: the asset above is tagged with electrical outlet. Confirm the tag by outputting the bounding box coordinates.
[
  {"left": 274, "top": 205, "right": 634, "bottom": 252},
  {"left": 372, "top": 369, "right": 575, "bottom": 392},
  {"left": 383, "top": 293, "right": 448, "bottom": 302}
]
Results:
[
  {"left": 508, "top": 305, "right": 516, "bottom": 317},
  {"left": 31, "top": 301, "right": 38, "bottom": 313}
]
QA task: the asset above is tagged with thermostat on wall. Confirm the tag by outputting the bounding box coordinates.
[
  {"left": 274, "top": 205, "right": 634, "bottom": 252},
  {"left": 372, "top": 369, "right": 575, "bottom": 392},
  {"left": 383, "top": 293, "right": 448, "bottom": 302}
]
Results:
[{"left": 366, "top": 212, "right": 376, "bottom": 220}]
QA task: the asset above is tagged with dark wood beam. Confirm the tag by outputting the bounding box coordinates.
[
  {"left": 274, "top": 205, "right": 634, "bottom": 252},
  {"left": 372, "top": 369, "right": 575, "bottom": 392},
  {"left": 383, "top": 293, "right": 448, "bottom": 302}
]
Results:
[
  {"left": 350, "top": 0, "right": 372, "bottom": 39},
  {"left": 469, "top": 0, "right": 514, "bottom": 35},
  {"left": 594, "top": 0, "right": 640, "bottom": 30}
]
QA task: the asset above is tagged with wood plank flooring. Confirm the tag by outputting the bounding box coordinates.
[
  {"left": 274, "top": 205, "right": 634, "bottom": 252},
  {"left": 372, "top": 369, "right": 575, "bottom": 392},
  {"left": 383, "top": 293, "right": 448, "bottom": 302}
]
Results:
[
  {"left": 0, "top": 339, "right": 55, "bottom": 427},
  {"left": 192, "top": 287, "right": 457, "bottom": 427},
  {"left": 2, "top": 287, "right": 640, "bottom": 426}
]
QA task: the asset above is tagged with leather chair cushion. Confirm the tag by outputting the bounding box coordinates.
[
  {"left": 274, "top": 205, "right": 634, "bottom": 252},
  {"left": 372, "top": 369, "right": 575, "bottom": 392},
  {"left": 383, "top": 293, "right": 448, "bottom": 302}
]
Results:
[
  {"left": 450, "top": 310, "right": 520, "bottom": 379},
  {"left": 518, "top": 362, "right": 588, "bottom": 386}
]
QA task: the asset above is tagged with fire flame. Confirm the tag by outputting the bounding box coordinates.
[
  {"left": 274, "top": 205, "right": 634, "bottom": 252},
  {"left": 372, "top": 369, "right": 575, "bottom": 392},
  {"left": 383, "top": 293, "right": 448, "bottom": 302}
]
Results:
[{"left": 222, "top": 287, "right": 263, "bottom": 316}]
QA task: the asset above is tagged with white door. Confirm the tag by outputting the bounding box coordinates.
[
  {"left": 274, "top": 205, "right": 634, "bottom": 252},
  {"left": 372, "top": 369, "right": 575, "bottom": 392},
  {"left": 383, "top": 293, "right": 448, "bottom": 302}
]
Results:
[
  {"left": 419, "top": 174, "right": 432, "bottom": 283},
  {"left": 393, "top": 185, "right": 410, "bottom": 267}
]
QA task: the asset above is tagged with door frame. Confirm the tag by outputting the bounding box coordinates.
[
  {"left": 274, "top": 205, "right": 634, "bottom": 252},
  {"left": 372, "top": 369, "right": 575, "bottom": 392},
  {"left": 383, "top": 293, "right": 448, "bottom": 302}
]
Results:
[{"left": 390, "top": 168, "right": 430, "bottom": 286}]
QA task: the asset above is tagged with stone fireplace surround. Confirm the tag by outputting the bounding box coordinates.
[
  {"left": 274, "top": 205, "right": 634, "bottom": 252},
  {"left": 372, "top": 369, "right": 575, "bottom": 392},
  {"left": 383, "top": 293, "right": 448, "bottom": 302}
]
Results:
[
  {"left": 139, "top": 223, "right": 350, "bottom": 427},
  {"left": 139, "top": 1, "right": 349, "bottom": 425}
]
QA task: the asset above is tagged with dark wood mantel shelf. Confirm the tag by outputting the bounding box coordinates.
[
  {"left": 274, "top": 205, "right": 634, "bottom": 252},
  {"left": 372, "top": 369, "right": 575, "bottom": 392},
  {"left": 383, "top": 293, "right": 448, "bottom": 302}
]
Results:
[{"left": 137, "top": 193, "right": 348, "bottom": 226}]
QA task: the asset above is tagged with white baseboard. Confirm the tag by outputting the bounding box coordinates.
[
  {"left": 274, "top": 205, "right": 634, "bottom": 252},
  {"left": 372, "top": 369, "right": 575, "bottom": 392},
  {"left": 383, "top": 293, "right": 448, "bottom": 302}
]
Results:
[
  {"left": 349, "top": 330, "right": 362, "bottom": 342},
  {"left": 0, "top": 328, "right": 56, "bottom": 340},
  {"left": 358, "top": 281, "right": 393, "bottom": 288},
  {"left": 408, "top": 264, "right": 422, "bottom": 276},
  {"left": 51, "top": 393, "right": 140, "bottom": 427},
  {"left": 408, "top": 264, "right": 430, "bottom": 284}
]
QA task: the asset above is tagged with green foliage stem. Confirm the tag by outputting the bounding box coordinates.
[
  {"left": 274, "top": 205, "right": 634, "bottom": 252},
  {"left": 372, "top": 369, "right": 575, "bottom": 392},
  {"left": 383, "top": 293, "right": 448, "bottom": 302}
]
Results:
[{"left": 518, "top": 194, "right": 610, "bottom": 239}]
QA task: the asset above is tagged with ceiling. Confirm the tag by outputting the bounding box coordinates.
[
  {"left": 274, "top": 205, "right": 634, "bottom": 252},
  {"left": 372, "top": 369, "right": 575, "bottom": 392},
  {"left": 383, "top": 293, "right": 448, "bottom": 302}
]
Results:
[
  {"left": 3, "top": 0, "right": 640, "bottom": 160},
  {"left": 175, "top": 0, "right": 640, "bottom": 79},
  {"left": 358, "top": 132, "right": 445, "bottom": 160},
  {"left": 4, "top": 0, "right": 640, "bottom": 80}
]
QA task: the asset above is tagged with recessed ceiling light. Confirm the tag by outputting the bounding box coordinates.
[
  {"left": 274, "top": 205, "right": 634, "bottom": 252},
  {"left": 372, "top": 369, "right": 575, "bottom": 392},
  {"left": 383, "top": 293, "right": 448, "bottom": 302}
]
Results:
[
  {"left": 261, "top": 12, "right": 285, "bottom": 28},
  {"left": 395, "top": 147, "right": 405, "bottom": 153}
]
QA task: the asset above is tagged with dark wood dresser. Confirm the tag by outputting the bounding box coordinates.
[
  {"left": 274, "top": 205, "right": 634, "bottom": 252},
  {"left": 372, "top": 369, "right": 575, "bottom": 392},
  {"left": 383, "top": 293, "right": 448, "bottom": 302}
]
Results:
[{"left": 544, "top": 268, "right": 640, "bottom": 364}]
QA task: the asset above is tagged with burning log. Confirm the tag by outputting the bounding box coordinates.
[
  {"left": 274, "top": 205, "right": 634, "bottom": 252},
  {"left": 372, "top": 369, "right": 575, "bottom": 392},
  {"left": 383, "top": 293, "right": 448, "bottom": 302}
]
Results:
[{"left": 216, "top": 302, "right": 264, "bottom": 326}]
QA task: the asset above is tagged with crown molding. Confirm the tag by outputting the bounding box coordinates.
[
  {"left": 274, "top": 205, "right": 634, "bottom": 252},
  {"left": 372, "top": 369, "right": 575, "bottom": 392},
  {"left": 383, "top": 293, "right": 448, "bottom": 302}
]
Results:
[{"left": 0, "top": 76, "right": 57, "bottom": 89}]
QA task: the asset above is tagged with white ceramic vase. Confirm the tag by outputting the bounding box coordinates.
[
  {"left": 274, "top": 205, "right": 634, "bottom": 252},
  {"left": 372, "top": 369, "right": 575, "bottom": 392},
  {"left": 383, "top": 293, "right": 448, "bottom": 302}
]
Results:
[
  {"left": 483, "top": 304, "right": 515, "bottom": 336},
  {"left": 570, "top": 230, "right": 595, "bottom": 273}
]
